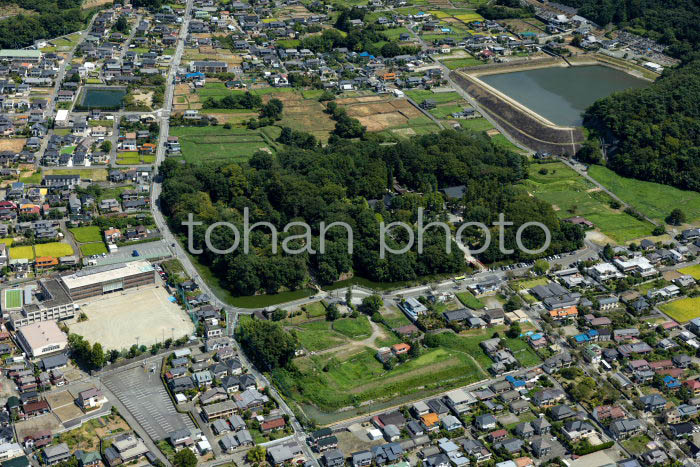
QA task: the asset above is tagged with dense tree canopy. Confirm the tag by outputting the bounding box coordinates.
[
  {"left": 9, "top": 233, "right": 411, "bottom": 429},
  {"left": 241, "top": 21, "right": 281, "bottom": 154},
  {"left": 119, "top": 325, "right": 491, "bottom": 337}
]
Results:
[
  {"left": 236, "top": 319, "right": 298, "bottom": 370},
  {"left": 0, "top": 0, "right": 91, "bottom": 49},
  {"left": 160, "top": 130, "right": 583, "bottom": 296},
  {"left": 583, "top": 58, "right": 700, "bottom": 191}
]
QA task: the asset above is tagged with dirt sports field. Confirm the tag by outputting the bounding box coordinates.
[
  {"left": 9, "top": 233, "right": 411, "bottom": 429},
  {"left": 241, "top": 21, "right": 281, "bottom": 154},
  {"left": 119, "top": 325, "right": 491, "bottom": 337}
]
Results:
[
  {"left": 338, "top": 97, "right": 423, "bottom": 132},
  {"left": 0, "top": 138, "right": 26, "bottom": 152},
  {"left": 69, "top": 286, "right": 194, "bottom": 350}
]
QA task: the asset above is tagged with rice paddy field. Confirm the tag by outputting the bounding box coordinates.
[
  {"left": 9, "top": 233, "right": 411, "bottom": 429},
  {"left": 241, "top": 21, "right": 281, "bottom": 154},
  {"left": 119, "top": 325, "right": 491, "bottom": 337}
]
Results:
[
  {"left": 679, "top": 265, "right": 700, "bottom": 280},
  {"left": 9, "top": 246, "right": 35, "bottom": 260},
  {"left": 70, "top": 226, "right": 102, "bottom": 243},
  {"left": 524, "top": 162, "right": 655, "bottom": 243},
  {"left": 35, "top": 243, "right": 74, "bottom": 258},
  {"left": 169, "top": 126, "right": 275, "bottom": 164},
  {"left": 660, "top": 297, "right": 700, "bottom": 323}
]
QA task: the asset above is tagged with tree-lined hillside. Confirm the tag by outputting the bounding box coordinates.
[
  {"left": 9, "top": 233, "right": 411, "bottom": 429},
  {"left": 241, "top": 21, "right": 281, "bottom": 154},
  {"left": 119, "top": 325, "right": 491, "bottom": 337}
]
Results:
[{"left": 583, "top": 58, "right": 700, "bottom": 192}]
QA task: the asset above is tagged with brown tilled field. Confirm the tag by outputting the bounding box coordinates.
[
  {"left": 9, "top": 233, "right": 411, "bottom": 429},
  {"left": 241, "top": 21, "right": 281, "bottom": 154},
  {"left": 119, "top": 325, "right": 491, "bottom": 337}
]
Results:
[
  {"left": 340, "top": 97, "right": 423, "bottom": 132},
  {"left": 0, "top": 139, "right": 26, "bottom": 152}
]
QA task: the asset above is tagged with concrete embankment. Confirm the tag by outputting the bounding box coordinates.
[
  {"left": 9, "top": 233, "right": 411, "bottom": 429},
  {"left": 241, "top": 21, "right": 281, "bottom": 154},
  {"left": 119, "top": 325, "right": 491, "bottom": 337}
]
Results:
[{"left": 450, "top": 69, "right": 585, "bottom": 155}]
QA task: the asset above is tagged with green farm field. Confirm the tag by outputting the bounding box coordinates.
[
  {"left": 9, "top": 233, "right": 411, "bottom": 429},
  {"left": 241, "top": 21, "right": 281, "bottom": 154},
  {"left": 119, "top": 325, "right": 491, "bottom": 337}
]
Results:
[
  {"left": 169, "top": 126, "right": 273, "bottom": 164},
  {"left": 35, "top": 243, "right": 74, "bottom": 258},
  {"left": 275, "top": 341, "right": 485, "bottom": 412},
  {"left": 80, "top": 243, "right": 108, "bottom": 256},
  {"left": 660, "top": 297, "right": 700, "bottom": 323},
  {"left": 679, "top": 265, "right": 700, "bottom": 280},
  {"left": 70, "top": 226, "right": 102, "bottom": 243},
  {"left": 588, "top": 166, "right": 700, "bottom": 224},
  {"left": 9, "top": 246, "right": 34, "bottom": 260},
  {"left": 524, "top": 163, "right": 654, "bottom": 243}
]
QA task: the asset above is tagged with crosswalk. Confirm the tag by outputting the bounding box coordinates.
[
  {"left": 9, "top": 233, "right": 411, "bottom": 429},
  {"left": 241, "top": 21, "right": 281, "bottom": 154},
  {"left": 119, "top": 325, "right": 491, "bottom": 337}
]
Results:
[{"left": 103, "top": 369, "right": 194, "bottom": 441}]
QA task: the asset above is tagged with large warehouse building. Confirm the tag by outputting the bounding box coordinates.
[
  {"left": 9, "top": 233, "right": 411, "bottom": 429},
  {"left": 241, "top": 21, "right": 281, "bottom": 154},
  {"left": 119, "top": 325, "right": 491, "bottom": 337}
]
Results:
[{"left": 60, "top": 260, "right": 156, "bottom": 301}]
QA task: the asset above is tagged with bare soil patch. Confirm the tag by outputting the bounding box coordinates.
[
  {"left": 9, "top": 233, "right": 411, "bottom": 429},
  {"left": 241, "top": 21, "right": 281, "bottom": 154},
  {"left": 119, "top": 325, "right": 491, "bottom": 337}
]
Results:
[{"left": 0, "top": 138, "right": 26, "bottom": 152}]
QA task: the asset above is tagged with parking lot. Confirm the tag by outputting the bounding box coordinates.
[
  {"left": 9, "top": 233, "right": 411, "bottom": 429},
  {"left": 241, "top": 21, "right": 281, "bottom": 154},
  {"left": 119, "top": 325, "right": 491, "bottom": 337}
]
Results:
[{"left": 101, "top": 363, "right": 195, "bottom": 441}]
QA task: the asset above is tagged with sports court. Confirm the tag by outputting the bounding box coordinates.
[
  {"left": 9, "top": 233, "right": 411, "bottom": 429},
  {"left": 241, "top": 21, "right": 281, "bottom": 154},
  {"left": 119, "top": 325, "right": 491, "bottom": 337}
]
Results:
[
  {"left": 3, "top": 289, "right": 22, "bottom": 310},
  {"left": 68, "top": 285, "right": 194, "bottom": 350}
]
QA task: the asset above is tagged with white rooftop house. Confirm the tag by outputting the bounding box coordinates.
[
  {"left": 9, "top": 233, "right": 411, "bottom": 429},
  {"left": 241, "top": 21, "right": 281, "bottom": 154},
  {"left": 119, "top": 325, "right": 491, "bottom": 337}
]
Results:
[{"left": 613, "top": 257, "right": 657, "bottom": 277}]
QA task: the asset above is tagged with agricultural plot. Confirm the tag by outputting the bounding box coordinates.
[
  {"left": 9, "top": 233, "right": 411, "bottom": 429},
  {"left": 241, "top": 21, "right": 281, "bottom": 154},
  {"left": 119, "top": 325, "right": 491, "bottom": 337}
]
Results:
[
  {"left": 169, "top": 126, "right": 274, "bottom": 164},
  {"left": 442, "top": 57, "right": 486, "bottom": 69},
  {"left": 80, "top": 243, "right": 108, "bottom": 256},
  {"left": 338, "top": 96, "right": 439, "bottom": 135},
  {"left": 9, "top": 246, "right": 34, "bottom": 260},
  {"left": 35, "top": 242, "right": 74, "bottom": 258},
  {"left": 524, "top": 162, "right": 654, "bottom": 243},
  {"left": 44, "top": 168, "right": 108, "bottom": 181},
  {"left": 273, "top": 92, "right": 335, "bottom": 142},
  {"left": 679, "top": 265, "right": 700, "bottom": 280},
  {"left": 588, "top": 165, "right": 700, "bottom": 225},
  {"left": 70, "top": 226, "right": 102, "bottom": 243},
  {"left": 660, "top": 297, "right": 700, "bottom": 323}
]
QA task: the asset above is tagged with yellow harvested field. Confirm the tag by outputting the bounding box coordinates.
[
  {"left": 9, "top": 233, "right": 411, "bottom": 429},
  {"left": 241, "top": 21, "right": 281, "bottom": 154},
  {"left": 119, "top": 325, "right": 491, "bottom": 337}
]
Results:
[{"left": 456, "top": 13, "right": 485, "bottom": 22}]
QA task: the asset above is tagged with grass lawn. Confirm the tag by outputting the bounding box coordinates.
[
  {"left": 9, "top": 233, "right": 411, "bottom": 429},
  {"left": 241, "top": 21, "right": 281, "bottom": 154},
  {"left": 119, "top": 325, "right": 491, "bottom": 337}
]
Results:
[
  {"left": 459, "top": 117, "right": 494, "bottom": 132},
  {"left": 622, "top": 434, "right": 652, "bottom": 455},
  {"left": 35, "top": 242, "right": 74, "bottom": 258},
  {"left": 660, "top": 297, "right": 700, "bottom": 323},
  {"left": 511, "top": 277, "right": 549, "bottom": 291},
  {"left": 524, "top": 162, "right": 654, "bottom": 243},
  {"left": 295, "top": 320, "right": 347, "bottom": 352},
  {"left": 679, "top": 265, "right": 700, "bottom": 280},
  {"left": 80, "top": 243, "right": 108, "bottom": 256},
  {"left": 405, "top": 90, "right": 462, "bottom": 105},
  {"left": 4, "top": 290, "right": 22, "bottom": 309},
  {"left": 277, "top": 342, "right": 484, "bottom": 412},
  {"left": 19, "top": 172, "right": 42, "bottom": 184},
  {"left": 70, "top": 226, "right": 102, "bottom": 243},
  {"left": 0, "top": 238, "right": 12, "bottom": 246},
  {"left": 490, "top": 133, "right": 522, "bottom": 152},
  {"left": 588, "top": 165, "right": 700, "bottom": 224},
  {"left": 60, "top": 145, "right": 76, "bottom": 155},
  {"left": 441, "top": 57, "right": 485, "bottom": 69},
  {"left": 430, "top": 104, "right": 466, "bottom": 119},
  {"left": 332, "top": 315, "right": 372, "bottom": 339},
  {"left": 504, "top": 336, "right": 541, "bottom": 367},
  {"left": 456, "top": 291, "right": 485, "bottom": 309},
  {"left": 430, "top": 328, "right": 496, "bottom": 370},
  {"left": 381, "top": 306, "right": 412, "bottom": 328},
  {"left": 9, "top": 246, "right": 34, "bottom": 260}
]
